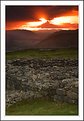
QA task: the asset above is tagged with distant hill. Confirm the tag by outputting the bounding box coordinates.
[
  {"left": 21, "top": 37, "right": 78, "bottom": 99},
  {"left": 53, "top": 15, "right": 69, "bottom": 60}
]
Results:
[
  {"left": 6, "top": 30, "right": 39, "bottom": 51},
  {"left": 6, "top": 29, "right": 78, "bottom": 51},
  {"left": 37, "top": 29, "right": 78, "bottom": 49}
]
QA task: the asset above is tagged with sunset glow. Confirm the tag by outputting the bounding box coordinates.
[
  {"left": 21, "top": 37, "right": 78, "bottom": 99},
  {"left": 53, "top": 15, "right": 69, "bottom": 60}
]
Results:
[
  {"left": 6, "top": 6, "right": 78, "bottom": 31},
  {"left": 50, "top": 16, "right": 78, "bottom": 25},
  {"left": 19, "top": 18, "right": 47, "bottom": 30},
  {"left": 27, "top": 18, "right": 47, "bottom": 27},
  {"left": 18, "top": 15, "right": 78, "bottom": 31}
]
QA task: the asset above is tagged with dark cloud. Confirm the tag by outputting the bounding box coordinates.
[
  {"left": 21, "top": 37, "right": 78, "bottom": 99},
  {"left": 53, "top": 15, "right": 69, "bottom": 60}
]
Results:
[{"left": 6, "top": 6, "right": 78, "bottom": 22}]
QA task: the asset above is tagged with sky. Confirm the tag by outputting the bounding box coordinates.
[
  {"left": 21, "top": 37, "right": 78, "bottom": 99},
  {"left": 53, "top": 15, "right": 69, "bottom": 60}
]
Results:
[{"left": 6, "top": 6, "right": 78, "bottom": 31}]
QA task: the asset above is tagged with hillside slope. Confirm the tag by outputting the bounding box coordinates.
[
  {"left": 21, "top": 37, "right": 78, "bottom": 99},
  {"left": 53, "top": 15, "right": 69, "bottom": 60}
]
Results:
[
  {"left": 6, "top": 30, "right": 39, "bottom": 51},
  {"left": 37, "top": 29, "right": 78, "bottom": 49}
]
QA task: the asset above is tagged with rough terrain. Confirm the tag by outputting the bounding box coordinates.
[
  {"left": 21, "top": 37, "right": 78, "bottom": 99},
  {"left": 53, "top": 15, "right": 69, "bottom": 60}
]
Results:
[{"left": 6, "top": 58, "right": 78, "bottom": 107}]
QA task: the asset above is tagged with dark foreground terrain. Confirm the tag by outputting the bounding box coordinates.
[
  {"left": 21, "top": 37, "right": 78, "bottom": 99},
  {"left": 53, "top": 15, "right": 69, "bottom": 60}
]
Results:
[{"left": 6, "top": 49, "right": 78, "bottom": 115}]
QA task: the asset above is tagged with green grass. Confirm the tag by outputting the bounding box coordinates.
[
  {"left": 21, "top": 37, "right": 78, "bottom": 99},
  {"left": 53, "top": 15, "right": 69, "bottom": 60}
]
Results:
[
  {"left": 6, "top": 48, "right": 78, "bottom": 60},
  {"left": 6, "top": 99, "right": 78, "bottom": 115}
]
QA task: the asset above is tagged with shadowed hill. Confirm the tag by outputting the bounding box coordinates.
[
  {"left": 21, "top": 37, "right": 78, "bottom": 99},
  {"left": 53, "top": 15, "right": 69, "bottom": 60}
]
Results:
[
  {"left": 6, "top": 29, "right": 78, "bottom": 51},
  {"left": 6, "top": 30, "right": 39, "bottom": 51},
  {"left": 37, "top": 29, "right": 78, "bottom": 49}
]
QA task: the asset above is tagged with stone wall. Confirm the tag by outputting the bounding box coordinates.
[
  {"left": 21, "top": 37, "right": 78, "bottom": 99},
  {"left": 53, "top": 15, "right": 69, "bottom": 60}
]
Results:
[{"left": 6, "top": 58, "right": 78, "bottom": 107}]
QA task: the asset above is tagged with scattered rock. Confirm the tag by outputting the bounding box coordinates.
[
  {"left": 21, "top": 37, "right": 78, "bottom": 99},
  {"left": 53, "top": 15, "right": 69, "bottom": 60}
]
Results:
[
  {"left": 6, "top": 58, "right": 78, "bottom": 106},
  {"left": 67, "top": 90, "right": 78, "bottom": 100},
  {"left": 56, "top": 88, "right": 66, "bottom": 96}
]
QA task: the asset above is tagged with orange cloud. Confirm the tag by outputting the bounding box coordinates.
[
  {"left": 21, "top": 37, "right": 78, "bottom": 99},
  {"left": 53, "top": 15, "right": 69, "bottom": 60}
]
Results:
[
  {"left": 6, "top": 9, "right": 78, "bottom": 31},
  {"left": 19, "top": 18, "right": 47, "bottom": 29},
  {"left": 6, "top": 21, "right": 26, "bottom": 30},
  {"left": 50, "top": 16, "right": 78, "bottom": 25}
]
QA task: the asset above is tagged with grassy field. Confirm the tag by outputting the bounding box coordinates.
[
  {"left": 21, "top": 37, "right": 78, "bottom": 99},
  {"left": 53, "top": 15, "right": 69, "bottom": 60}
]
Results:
[
  {"left": 6, "top": 99, "right": 78, "bottom": 115},
  {"left": 6, "top": 48, "right": 78, "bottom": 60}
]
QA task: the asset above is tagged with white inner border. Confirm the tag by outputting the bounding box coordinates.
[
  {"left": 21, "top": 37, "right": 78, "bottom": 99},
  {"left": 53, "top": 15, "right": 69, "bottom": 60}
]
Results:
[{"left": 1, "top": 1, "right": 83, "bottom": 120}]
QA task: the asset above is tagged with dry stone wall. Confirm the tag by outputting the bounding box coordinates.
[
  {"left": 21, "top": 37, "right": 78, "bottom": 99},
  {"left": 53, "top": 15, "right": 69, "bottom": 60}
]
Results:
[{"left": 6, "top": 58, "right": 78, "bottom": 107}]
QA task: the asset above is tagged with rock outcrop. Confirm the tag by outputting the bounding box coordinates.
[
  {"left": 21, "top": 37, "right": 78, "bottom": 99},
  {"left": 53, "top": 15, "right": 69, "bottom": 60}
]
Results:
[{"left": 6, "top": 58, "right": 78, "bottom": 107}]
